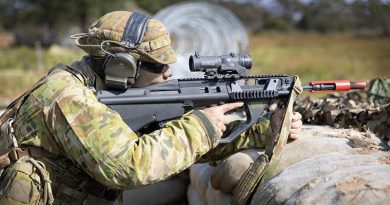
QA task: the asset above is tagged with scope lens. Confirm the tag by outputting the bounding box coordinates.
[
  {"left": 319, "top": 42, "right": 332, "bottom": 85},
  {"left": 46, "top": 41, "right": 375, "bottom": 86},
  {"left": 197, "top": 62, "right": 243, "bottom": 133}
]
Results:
[
  {"left": 189, "top": 55, "right": 196, "bottom": 71},
  {"left": 239, "top": 55, "right": 252, "bottom": 69}
]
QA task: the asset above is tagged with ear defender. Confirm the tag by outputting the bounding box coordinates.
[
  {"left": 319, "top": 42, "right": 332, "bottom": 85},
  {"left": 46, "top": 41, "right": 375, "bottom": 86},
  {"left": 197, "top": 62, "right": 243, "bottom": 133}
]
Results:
[
  {"left": 103, "top": 12, "right": 150, "bottom": 89},
  {"left": 104, "top": 53, "right": 139, "bottom": 89}
]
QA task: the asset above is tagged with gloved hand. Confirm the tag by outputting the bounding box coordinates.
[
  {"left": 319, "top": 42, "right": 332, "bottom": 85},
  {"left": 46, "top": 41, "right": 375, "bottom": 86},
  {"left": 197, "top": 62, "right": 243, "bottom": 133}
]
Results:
[
  {"left": 210, "top": 152, "right": 256, "bottom": 193},
  {"left": 271, "top": 110, "right": 303, "bottom": 140}
]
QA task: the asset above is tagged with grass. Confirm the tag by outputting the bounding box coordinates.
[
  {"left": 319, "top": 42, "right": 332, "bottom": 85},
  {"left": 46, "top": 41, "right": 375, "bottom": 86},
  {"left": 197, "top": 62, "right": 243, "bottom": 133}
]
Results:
[
  {"left": 0, "top": 45, "right": 84, "bottom": 104},
  {"left": 249, "top": 32, "right": 390, "bottom": 83},
  {"left": 0, "top": 45, "right": 84, "bottom": 71},
  {"left": 0, "top": 32, "right": 389, "bottom": 105}
]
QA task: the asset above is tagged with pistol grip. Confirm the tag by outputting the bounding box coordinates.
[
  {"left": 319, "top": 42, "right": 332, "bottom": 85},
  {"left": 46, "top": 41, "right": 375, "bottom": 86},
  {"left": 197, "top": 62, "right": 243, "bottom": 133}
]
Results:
[{"left": 220, "top": 102, "right": 267, "bottom": 144}]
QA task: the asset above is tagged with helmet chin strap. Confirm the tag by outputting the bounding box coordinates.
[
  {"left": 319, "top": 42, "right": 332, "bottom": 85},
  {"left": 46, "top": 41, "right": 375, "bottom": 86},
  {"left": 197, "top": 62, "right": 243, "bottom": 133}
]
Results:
[{"left": 89, "top": 57, "right": 106, "bottom": 80}]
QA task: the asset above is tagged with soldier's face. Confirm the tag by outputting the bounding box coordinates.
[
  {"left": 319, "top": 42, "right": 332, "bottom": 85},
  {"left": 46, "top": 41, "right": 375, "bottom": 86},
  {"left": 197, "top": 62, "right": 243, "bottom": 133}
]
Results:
[{"left": 132, "top": 67, "right": 172, "bottom": 88}]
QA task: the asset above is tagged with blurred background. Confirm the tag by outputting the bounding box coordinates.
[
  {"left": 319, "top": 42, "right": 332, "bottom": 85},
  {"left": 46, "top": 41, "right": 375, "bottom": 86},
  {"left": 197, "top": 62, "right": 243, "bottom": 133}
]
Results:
[{"left": 0, "top": 0, "right": 389, "bottom": 106}]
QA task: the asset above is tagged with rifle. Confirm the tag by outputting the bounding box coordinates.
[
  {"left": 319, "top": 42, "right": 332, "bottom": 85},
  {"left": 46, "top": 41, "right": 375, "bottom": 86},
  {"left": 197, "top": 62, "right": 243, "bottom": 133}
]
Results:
[{"left": 96, "top": 52, "right": 366, "bottom": 144}]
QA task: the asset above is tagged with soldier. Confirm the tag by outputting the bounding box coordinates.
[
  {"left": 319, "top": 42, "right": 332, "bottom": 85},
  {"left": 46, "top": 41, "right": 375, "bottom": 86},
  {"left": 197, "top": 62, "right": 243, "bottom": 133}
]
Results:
[{"left": 0, "top": 11, "right": 302, "bottom": 204}]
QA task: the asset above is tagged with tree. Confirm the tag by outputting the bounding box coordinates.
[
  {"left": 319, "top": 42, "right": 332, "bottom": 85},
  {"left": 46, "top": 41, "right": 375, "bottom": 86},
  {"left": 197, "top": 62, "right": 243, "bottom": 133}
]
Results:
[
  {"left": 297, "top": 0, "right": 355, "bottom": 33},
  {"left": 368, "top": 0, "right": 390, "bottom": 35},
  {"left": 135, "top": 0, "right": 184, "bottom": 14},
  {"left": 0, "top": 0, "right": 138, "bottom": 46}
]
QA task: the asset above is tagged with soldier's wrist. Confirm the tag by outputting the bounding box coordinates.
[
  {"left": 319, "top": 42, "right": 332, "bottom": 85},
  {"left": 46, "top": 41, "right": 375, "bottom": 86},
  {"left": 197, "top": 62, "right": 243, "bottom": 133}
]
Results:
[{"left": 192, "top": 110, "right": 219, "bottom": 147}]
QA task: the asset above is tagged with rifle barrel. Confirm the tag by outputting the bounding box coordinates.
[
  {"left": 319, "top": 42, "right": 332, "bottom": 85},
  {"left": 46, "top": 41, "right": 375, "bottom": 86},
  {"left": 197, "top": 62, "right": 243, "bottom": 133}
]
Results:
[{"left": 303, "top": 80, "right": 366, "bottom": 92}]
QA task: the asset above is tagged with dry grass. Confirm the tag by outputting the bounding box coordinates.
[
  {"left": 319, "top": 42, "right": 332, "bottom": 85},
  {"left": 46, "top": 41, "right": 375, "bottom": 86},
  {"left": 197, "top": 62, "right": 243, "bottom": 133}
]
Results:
[
  {"left": 0, "top": 69, "right": 46, "bottom": 104},
  {"left": 0, "top": 45, "right": 84, "bottom": 104},
  {"left": 249, "top": 32, "right": 390, "bottom": 84}
]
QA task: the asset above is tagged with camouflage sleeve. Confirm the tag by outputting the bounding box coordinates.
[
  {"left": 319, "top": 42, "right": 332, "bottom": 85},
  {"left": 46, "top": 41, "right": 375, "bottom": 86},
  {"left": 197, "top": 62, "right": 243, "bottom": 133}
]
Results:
[
  {"left": 45, "top": 72, "right": 219, "bottom": 190},
  {"left": 201, "top": 113, "right": 274, "bottom": 161}
]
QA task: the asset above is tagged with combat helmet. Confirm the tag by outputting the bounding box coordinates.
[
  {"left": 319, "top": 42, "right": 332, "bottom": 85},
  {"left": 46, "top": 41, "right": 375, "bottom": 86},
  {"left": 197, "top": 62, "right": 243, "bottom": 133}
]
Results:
[
  {"left": 72, "top": 11, "right": 176, "bottom": 65},
  {"left": 71, "top": 11, "right": 177, "bottom": 89}
]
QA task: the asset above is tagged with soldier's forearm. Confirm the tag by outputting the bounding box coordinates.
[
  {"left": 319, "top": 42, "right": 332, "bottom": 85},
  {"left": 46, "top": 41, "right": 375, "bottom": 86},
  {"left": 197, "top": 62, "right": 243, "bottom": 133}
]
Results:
[
  {"left": 200, "top": 113, "right": 273, "bottom": 162},
  {"left": 110, "top": 111, "right": 218, "bottom": 189}
]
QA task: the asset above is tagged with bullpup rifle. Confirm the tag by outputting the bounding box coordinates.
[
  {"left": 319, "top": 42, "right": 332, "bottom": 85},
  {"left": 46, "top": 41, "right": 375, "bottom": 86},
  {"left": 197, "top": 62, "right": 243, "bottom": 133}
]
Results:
[{"left": 96, "top": 52, "right": 366, "bottom": 144}]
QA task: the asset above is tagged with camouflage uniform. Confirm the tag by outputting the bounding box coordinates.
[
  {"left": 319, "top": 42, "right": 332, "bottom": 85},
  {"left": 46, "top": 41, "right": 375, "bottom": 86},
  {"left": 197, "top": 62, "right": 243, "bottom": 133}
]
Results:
[{"left": 0, "top": 11, "right": 274, "bottom": 205}]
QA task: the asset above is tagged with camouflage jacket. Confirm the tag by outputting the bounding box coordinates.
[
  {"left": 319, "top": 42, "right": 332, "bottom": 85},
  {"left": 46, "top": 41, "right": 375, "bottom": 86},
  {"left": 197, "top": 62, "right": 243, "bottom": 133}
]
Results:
[{"left": 12, "top": 56, "right": 274, "bottom": 191}]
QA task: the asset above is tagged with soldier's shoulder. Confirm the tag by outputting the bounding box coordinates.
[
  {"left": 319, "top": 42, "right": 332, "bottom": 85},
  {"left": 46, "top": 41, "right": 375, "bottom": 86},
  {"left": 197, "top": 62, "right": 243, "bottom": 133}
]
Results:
[
  {"left": 32, "top": 63, "right": 93, "bottom": 105},
  {"left": 47, "top": 64, "right": 84, "bottom": 85}
]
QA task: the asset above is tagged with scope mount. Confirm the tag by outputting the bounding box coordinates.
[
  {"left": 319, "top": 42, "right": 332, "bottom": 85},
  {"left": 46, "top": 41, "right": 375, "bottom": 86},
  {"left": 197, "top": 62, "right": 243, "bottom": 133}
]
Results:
[{"left": 204, "top": 66, "right": 247, "bottom": 80}]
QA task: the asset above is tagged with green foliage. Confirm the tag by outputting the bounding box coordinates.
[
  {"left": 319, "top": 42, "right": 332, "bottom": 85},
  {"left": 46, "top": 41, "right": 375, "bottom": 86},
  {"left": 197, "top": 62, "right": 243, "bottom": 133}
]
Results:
[
  {"left": 219, "top": 2, "right": 267, "bottom": 33},
  {"left": 297, "top": 0, "right": 355, "bottom": 33},
  {"left": 0, "top": 0, "right": 138, "bottom": 45},
  {"left": 220, "top": 0, "right": 390, "bottom": 35},
  {"left": 136, "top": 0, "right": 184, "bottom": 14},
  {"left": 1, "top": 0, "right": 390, "bottom": 46}
]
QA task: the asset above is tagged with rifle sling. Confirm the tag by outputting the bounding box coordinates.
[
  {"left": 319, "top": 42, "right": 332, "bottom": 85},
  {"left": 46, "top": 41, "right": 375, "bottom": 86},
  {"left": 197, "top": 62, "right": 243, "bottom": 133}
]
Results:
[{"left": 231, "top": 76, "right": 302, "bottom": 205}]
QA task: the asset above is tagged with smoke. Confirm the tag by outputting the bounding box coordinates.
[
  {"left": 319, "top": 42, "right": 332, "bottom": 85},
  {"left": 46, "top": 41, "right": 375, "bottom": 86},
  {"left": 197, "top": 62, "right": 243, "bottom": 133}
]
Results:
[{"left": 154, "top": 2, "right": 249, "bottom": 79}]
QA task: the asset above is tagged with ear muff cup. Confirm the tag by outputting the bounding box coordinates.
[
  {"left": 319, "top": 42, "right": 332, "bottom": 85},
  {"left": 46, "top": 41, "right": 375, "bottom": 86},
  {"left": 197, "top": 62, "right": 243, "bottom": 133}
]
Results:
[
  {"left": 104, "top": 53, "right": 139, "bottom": 89},
  {"left": 102, "top": 12, "right": 150, "bottom": 89}
]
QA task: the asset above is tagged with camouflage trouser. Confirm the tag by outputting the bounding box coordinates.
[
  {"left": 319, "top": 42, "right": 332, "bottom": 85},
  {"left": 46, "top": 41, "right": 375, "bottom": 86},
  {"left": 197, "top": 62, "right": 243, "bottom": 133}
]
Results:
[
  {"left": 0, "top": 156, "right": 116, "bottom": 205},
  {"left": 0, "top": 156, "right": 42, "bottom": 205}
]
